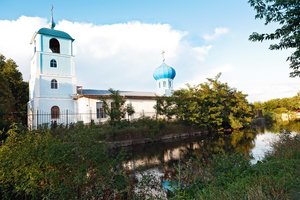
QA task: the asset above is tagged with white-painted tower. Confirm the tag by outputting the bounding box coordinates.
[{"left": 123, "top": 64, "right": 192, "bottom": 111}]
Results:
[
  {"left": 153, "top": 51, "right": 176, "bottom": 96},
  {"left": 28, "top": 9, "right": 76, "bottom": 129}
]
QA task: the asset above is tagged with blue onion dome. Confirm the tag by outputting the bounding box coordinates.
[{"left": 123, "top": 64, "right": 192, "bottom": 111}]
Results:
[{"left": 153, "top": 62, "right": 176, "bottom": 80}]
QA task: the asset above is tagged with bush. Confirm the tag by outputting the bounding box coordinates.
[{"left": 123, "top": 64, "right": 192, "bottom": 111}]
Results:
[
  {"left": 0, "top": 126, "right": 130, "bottom": 199},
  {"left": 171, "top": 134, "right": 300, "bottom": 199}
]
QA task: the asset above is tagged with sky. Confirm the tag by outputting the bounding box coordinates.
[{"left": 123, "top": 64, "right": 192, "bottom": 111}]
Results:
[{"left": 0, "top": 0, "right": 299, "bottom": 102}]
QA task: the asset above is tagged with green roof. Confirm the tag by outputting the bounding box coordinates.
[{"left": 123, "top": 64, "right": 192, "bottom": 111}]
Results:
[{"left": 37, "top": 28, "right": 74, "bottom": 41}]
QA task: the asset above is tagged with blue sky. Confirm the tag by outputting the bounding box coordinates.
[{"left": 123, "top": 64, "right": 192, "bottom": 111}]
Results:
[{"left": 1, "top": 0, "right": 299, "bottom": 102}]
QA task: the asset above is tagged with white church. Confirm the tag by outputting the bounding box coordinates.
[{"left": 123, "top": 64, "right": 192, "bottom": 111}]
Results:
[{"left": 27, "top": 16, "right": 176, "bottom": 129}]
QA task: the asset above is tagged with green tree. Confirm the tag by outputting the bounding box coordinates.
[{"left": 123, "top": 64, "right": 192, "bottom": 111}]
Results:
[
  {"left": 154, "top": 95, "right": 176, "bottom": 120},
  {"left": 253, "top": 94, "right": 300, "bottom": 123},
  {"left": 102, "top": 88, "right": 126, "bottom": 125},
  {"left": 0, "top": 75, "right": 15, "bottom": 134},
  {"left": 248, "top": 0, "right": 300, "bottom": 77},
  {"left": 156, "top": 74, "right": 254, "bottom": 130},
  {"left": 0, "top": 54, "right": 28, "bottom": 130},
  {"left": 125, "top": 103, "right": 135, "bottom": 121}
]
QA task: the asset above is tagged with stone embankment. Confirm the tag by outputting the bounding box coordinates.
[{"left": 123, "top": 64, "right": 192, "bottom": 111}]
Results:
[{"left": 107, "top": 130, "right": 209, "bottom": 147}]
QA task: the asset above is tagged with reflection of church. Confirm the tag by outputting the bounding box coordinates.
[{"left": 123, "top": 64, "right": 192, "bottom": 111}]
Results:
[{"left": 27, "top": 15, "right": 176, "bottom": 129}]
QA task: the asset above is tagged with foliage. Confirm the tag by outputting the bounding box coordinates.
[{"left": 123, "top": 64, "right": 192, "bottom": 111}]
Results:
[
  {"left": 0, "top": 75, "right": 15, "bottom": 135},
  {"left": 0, "top": 120, "right": 201, "bottom": 199},
  {"left": 253, "top": 94, "right": 300, "bottom": 123},
  {"left": 171, "top": 134, "right": 300, "bottom": 200},
  {"left": 156, "top": 74, "right": 254, "bottom": 131},
  {"left": 101, "top": 88, "right": 126, "bottom": 125},
  {"left": 248, "top": 0, "right": 300, "bottom": 77},
  {"left": 155, "top": 96, "right": 177, "bottom": 120},
  {"left": 103, "top": 117, "right": 199, "bottom": 141},
  {"left": 126, "top": 103, "right": 135, "bottom": 121},
  {"left": 101, "top": 88, "right": 144, "bottom": 125},
  {"left": 266, "top": 120, "right": 300, "bottom": 134},
  {"left": 0, "top": 54, "right": 28, "bottom": 132},
  {"left": 0, "top": 125, "right": 130, "bottom": 199}
]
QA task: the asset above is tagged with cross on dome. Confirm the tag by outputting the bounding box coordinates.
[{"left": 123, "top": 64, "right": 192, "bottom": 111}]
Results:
[{"left": 162, "top": 50, "right": 166, "bottom": 63}]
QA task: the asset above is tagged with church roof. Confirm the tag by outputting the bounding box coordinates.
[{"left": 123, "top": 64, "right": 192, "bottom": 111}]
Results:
[
  {"left": 153, "top": 62, "right": 176, "bottom": 80},
  {"left": 37, "top": 28, "right": 75, "bottom": 41},
  {"left": 80, "top": 89, "right": 156, "bottom": 98}
]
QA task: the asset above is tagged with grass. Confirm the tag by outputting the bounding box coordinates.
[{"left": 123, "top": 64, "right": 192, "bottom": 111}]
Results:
[{"left": 172, "top": 134, "right": 300, "bottom": 200}]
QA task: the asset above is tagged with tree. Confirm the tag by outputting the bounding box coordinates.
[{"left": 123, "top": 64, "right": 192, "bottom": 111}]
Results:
[
  {"left": 0, "top": 75, "right": 15, "bottom": 133},
  {"left": 156, "top": 74, "right": 254, "bottom": 131},
  {"left": 248, "top": 0, "right": 300, "bottom": 77},
  {"left": 0, "top": 54, "right": 28, "bottom": 130},
  {"left": 125, "top": 103, "right": 135, "bottom": 121},
  {"left": 253, "top": 94, "right": 300, "bottom": 123},
  {"left": 154, "top": 96, "right": 176, "bottom": 120},
  {"left": 102, "top": 88, "right": 126, "bottom": 125}
]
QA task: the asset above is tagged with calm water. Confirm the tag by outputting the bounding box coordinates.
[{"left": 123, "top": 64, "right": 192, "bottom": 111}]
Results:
[
  {"left": 119, "top": 123, "right": 300, "bottom": 199},
  {"left": 119, "top": 127, "right": 298, "bottom": 198},
  {"left": 122, "top": 130, "right": 281, "bottom": 171}
]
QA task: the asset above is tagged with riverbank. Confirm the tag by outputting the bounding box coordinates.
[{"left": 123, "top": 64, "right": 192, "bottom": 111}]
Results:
[
  {"left": 171, "top": 134, "right": 300, "bottom": 199},
  {"left": 0, "top": 122, "right": 299, "bottom": 199},
  {"left": 107, "top": 130, "right": 208, "bottom": 147},
  {"left": 89, "top": 118, "right": 209, "bottom": 147}
]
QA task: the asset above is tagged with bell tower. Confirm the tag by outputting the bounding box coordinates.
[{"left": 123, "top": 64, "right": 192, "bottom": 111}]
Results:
[{"left": 28, "top": 8, "right": 76, "bottom": 129}]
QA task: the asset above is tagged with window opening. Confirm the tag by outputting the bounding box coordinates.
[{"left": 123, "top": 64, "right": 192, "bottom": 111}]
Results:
[
  {"left": 50, "top": 59, "right": 57, "bottom": 68},
  {"left": 51, "top": 79, "right": 58, "bottom": 89},
  {"left": 49, "top": 38, "right": 60, "bottom": 53},
  {"left": 96, "top": 102, "right": 106, "bottom": 118}
]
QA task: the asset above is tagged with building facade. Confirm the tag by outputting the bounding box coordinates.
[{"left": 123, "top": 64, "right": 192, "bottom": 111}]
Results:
[{"left": 28, "top": 19, "right": 176, "bottom": 129}]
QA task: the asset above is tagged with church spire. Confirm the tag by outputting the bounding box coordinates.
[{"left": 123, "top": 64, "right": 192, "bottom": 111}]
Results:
[{"left": 50, "top": 5, "right": 56, "bottom": 29}]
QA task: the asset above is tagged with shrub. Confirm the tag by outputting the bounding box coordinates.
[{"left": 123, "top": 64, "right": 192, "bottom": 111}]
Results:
[{"left": 0, "top": 126, "right": 130, "bottom": 199}]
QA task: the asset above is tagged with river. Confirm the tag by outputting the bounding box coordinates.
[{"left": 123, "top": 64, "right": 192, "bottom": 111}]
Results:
[
  {"left": 118, "top": 125, "right": 298, "bottom": 198},
  {"left": 123, "top": 129, "right": 281, "bottom": 171}
]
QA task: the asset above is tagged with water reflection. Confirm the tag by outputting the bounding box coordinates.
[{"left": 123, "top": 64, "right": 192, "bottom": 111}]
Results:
[
  {"left": 120, "top": 123, "right": 300, "bottom": 198},
  {"left": 250, "top": 132, "right": 280, "bottom": 164},
  {"left": 123, "top": 129, "right": 258, "bottom": 171}
]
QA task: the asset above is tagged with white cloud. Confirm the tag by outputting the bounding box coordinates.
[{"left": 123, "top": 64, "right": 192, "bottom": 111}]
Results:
[
  {"left": 203, "top": 27, "right": 229, "bottom": 41},
  {"left": 176, "top": 63, "right": 233, "bottom": 89},
  {"left": 0, "top": 16, "right": 210, "bottom": 92},
  {"left": 0, "top": 16, "right": 47, "bottom": 78},
  {"left": 242, "top": 81, "right": 300, "bottom": 102},
  {"left": 211, "top": 64, "right": 233, "bottom": 75},
  {"left": 2, "top": 17, "right": 297, "bottom": 102}
]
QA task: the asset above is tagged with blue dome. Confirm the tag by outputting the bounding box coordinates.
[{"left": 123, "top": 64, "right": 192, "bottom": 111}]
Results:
[{"left": 153, "top": 62, "right": 176, "bottom": 80}]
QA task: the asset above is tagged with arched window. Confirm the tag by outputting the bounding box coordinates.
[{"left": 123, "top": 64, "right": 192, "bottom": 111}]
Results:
[
  {"left": 163, "top": 81, "right": 166, "bottom": 87},
  {"left": 50, "top": 59, "right": 57, "bottom": 68},
  {"left": 159, "top": 82, "right": 161, "bottom": 88},
  {"left": 51, "top": 106, "right": 60, "bottom": 119},
  {"left": 49, "top": 38, "right": 60, "bottom": 53},
  {"left": 51, "top": 79, "right": 58, "bottom": 89}
]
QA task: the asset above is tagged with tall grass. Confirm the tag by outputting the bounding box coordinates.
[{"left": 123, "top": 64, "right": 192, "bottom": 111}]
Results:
[{"left": 172, "top": 134, "right": 300, "bottom": 200}]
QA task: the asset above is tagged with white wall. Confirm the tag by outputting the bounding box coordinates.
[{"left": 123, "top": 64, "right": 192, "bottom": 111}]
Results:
[
  {"left": 30, "top": 97, "right": 76, "bottom": 129},
  {"left": 76, "top": 97, "right": 157, "bottom": 124}
]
